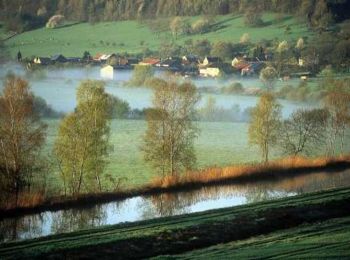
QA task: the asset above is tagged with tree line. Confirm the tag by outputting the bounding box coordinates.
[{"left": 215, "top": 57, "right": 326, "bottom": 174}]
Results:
[{"left": 1, "top": 0, "right": 349, "bottom": 32}]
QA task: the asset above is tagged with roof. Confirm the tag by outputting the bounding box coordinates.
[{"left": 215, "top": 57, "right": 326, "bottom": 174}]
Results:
[
  {"left": 140, "top": 58, "right": 160, "bottom": 65},
  {"left": 51, "top": 54, "right": 66, "bottom": 61},
  {"left": 205, "top": 57, "right": 221, "bottom": 63},
  {"left": 36, "top": 57, "right": 51, "bottom": 63},
  {"left": 182, "top": 55, "right": 198, "bottom": 63}
]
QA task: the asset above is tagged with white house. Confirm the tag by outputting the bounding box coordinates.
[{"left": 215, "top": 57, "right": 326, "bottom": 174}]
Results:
[
  {"left": 100, "top": 65, "right": 114, "bottom": 80},
  {"left": 199, "top": 67, "right": 221, "bottom": 77}
]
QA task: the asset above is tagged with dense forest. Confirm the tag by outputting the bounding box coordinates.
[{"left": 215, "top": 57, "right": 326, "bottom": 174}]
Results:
[{"left": 1, "top": 0, "right": 350, "bottom": 32}]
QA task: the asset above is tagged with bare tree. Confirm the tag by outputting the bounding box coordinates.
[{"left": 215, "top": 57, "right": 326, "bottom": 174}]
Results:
[
  {"left": 0, "top": 76, "right": 47, "bottom": 204},
  {"left": 279, "top": 109, "right": 329, "bottom": 156},
  {"left": 142, "top": 79, "right": 200, "bottom": 177}
]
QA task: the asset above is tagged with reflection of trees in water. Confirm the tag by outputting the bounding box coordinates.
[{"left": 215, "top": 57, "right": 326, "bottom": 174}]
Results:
[
  {"left": 0, "top": 214, "right": 45, "bottom": 242},
  {"left": 2, "top": 170, "right": 350, "bottom": 242},
  {"left": 51, "top": 205, "right": 107, "bottom": 234},
  {"left": 141, "top": 170, "right": 350, "bottom": 219}
]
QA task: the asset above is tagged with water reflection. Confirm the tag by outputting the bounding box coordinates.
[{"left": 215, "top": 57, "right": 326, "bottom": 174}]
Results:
[{"left": 1, "top": 169, "right": 350, "bottom": 243}]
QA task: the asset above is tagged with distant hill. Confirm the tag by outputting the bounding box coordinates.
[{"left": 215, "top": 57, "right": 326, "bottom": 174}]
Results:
[
  {"left": 2, "top": 13, "right": 310, "bottom": 58},
  {"left": 1, "top": 0, "right": 349, "bottom": 33}
]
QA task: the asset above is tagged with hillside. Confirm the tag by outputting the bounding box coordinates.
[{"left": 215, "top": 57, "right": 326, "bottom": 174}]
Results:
[{"left": 3, "top": 13, "right": 310, "bottom": 58}]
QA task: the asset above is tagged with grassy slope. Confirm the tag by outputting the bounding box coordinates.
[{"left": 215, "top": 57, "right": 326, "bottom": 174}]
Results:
[
  {"left": 3, "top": 13, "right": 310, "bottom": 57},
  {"left": 156, "top": 217, "right": 350, "bottom": 259},
  {"left": 1, "top": 187, "right": 350, "bottom": 259}
]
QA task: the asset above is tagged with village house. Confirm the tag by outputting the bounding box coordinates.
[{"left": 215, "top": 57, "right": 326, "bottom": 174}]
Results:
[
  {"left": 33, "top": 57, "right": 51, "bottom": 65},
  {"left": 51, "top": 54, "right": 67, "bottom": 63},
  {"left": 100, "top": 65, "right": 114, "bottom": 80},
  {"left": 182, "top": 55, "right": 199, "bottom": 65},
  {"left": 93, "top": 53, "right": 116, "bottom": 63},
  {"left": 139, "top": 58, "right": 160, "bottom": 66},
  {"left": 201, "top": 56, "right": 221, "bottom": 66},
  {"left": 199, "top": 66, "right": 221, "bottom": 77},
  {"left": 157, "top": 57, "right": 182, "bottom": 72},
  {"left": 241, "top": 62, "right": 264, "bottom": 76}
]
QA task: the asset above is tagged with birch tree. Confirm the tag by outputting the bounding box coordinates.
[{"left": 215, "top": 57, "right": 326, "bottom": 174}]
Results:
[
  {"left": 249, "top": 92, "right": 281, "bottom": 163},
  {"left": 54, "top": 80, "right": 111, "bottom": 195},
  {"left": 142, "top": 79, "right": 200, "bottom": 177}
]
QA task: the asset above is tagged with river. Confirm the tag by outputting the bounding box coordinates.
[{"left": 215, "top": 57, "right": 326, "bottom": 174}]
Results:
[{"left": 1, "top": 169, "right": 350, "bottom": 243}]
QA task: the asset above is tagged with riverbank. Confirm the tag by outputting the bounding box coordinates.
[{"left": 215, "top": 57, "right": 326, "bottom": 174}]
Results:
[
  {"left": 1, "top": 155, "right": 350, "bottom": 219},
  {"left": 1, "top": 186, "right": 350, "bottom": 259}
]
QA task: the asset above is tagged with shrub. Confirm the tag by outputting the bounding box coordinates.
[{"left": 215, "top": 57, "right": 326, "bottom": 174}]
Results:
[
  {"left": 46, "top": 15, "right": 65, "bottom": 29},
  {"left": 223, "top": 82, "right": 244, "bottom": 94},
  {"left": 191, "top": 17, "right": 211, "bottom": 34}
]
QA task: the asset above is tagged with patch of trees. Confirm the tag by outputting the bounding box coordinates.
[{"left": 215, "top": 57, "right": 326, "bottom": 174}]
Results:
[
  {"left": 1, "top": 0, "right": 348, "bottom": 32},
  {"left": 249, "top": 84, "right": 350, "bottom": 162}
]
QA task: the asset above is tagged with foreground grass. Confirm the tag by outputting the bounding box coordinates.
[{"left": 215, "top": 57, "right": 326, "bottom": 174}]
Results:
[
  {"left": 1, "top": 187, "right": 350, "bottom": 259},
  {"left": 4, "top": 13, "right": 310, "bottom": 57},
  {"left": 155, "top": 216, "right": 350, "bottom": 259}
]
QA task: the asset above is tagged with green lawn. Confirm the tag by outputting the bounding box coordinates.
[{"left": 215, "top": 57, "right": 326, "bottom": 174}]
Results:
[
  {"left": 45, "top": 119, "right": 262, "bottom": 189},
  {"left": 4, "top": 13, "right": 311, "bottom": 58}
]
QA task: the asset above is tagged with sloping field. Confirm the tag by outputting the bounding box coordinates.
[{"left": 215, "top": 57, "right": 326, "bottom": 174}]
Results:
[
  {"left": 4, "top": 13, "right": 310, "bottom": 57},
  {"left": 156, "top": 216, "right": 350, "bottom": 259}
]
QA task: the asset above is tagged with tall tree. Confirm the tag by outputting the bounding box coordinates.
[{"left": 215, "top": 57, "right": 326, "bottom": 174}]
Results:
[
  {"left": 324, "top": 90, "right": 350, "bottom": 155},
  {"left": 249, "top": 92, "right": 281, "bottom": 163},
  {"left": 54, "top": 80, "right": 111, "bottom": 195},
  {"left": 0, "top": 76, "right": 47, "bottom": 204},
  {"left": 142, "top": 79, "right": 200, "bottom": 177},
  {"left": 259, "top": 66, "right": 278, "bottom": 90}
]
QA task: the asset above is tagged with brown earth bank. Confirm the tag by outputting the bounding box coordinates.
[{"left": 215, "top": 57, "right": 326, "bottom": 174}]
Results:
[
  {"left": 1, "top": 187, "right": 350, "bottom": 259},
  {"left": 1, "top": 156, "right": 350, "bottom": 219}
]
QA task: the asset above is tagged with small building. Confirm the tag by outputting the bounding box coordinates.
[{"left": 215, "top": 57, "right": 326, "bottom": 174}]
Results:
[
  {"left": 202, "top": 57, "right": 221, "bottom": 66},
  {"left": 157, "top": 57, "right": 182, "bottom": 71},
  {"left": 182, "top": 55, "right": 199, "bottom": 65},
  {"left": 139, "top": 58, "right": 160, "bottom": 66},
  {"left": 94, "top": 53, "right": 116, "bottom": 63},
  {"left": 241, "top": 62, "right": 264, "bottom": 76},
  {"left": 33, "top": 57, "right": 51, "bottom": 65},
  {"left": 51, "top": 54, "right": 67, "bottom": 63},
  {"left": 66, "top": 57, "right": 82, "bottom": 63},
  {"left": 199, "top": 66, "right": 221, "bottom": 77},
  {"left": 100, "top": 65, "right": 114, "bottom": 80}
]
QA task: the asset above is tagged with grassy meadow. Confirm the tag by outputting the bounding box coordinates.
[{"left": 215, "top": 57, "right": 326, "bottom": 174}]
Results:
[
  {"left": 45, "top": 119, "right": 261, "bottom": 189},
  {"left": 3, "top": 13, "right": 311, "bottom": 57}
]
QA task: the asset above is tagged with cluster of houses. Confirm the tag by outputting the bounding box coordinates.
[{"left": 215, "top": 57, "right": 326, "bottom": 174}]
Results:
[
  {"left": 31, "top": 52, "right": 270, "bottom": 79},
  {"left": 98, "top": 53, "right": 268, "bottom": 80}
]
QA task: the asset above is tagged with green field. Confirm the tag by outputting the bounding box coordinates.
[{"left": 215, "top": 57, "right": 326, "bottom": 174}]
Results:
[
  {"left": 46, "top": 119, "right": 262, "bottom": 189},
  {"left": 156, "top": 217, "right": 350, "bottom": 259},
  {"left": 1, "top": 187, "right": 349, "bottom": 259},
  {"left": 45, "top": 117, "right": 349, "bottom": 191},
  {"left": 3, "top": 13, "right": 311, "bottom": 58}
]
